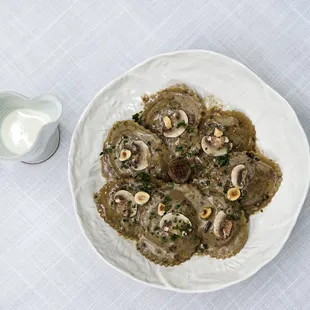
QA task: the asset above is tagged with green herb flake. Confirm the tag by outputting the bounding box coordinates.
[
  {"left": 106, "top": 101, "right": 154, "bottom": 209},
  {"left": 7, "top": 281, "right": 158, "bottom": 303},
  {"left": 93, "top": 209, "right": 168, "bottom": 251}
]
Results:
[
  {"left": 104, "top": 147, "right": 113, "bottom": 153},
  {"left": 187, "top": 126, "right": 194, "bottom": 133},
  {"left": 169, "top": 182, "right": 174, "bottom": 189},
  {"left": 161, "top": 236, "right": 168, "bottom": 243},
  {"left": 176, "top": 146, "right": 183, "bottom": 152},
  {"left": 170, "top": 234, "right": 179, "bottom": 241},
  {"left": 216, "top": 154, "right": 230, "bottom": 167},
  {"left": 132, "top": 112, "right": 141, "bottom": 123},
  {"left": 176, "top": 120, "right": 186, "bottom": 128},
  {"left": 135, "top": 172, "right": 150, "bottom": 183},
  {"left": 163, "top": 195, "right": 171, "bottom": 205},
  {"left": 121, "top": 162, "right": 128, "bottom": 169},
  {"left": 175, "top": 204, "right": 181, "bottom": 209}
]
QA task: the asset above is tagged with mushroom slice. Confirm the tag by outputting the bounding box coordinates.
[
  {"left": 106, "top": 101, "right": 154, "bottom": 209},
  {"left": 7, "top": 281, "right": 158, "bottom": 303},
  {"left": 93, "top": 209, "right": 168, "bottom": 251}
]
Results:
[
  {"left": 214, "top": 210, "right": 227, "bottom": 238},
  {"left": 159, "top": 213, "right": 192, "bottom": 236},
  {"left": 114, "top": 190, "right": 137, "bottom": 217},
  {"left": 168, "top": 159, "right": 192, "bottom": 183},
  {"left": 114, "top": 190, "right": 134, "bottom": 204},
  {"left": 231, "top": 164, "right": 247, "bottom": 189},
  {"left": 201, "top": 135, "right": 231, "bottom": 156},
  {"left": 163, "top": 110, "right": 188, "bottom": 138},
  {"left": 131, "top": 140, "right": 150, "bottom": 171}
]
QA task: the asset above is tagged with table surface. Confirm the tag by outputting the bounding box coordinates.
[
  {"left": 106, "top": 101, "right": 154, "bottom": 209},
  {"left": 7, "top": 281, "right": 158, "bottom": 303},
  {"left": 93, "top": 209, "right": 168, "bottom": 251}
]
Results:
[{"left": 1, "top": 0, "right": 310, "bottom": 309}]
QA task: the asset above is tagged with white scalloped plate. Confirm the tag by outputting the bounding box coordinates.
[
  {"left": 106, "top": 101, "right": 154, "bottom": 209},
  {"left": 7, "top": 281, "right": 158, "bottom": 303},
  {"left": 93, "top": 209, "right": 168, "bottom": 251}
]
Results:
[{"left": 68, "top": 50, "right": 310, "bottom": 292}]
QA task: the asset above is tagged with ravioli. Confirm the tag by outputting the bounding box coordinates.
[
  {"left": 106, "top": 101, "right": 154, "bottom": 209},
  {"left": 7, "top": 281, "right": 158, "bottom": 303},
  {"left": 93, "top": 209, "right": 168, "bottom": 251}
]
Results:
[
  {"left": 137, "top": 184, "right": 201, "bottom": 266},
  {"left": 140, "top": 84, "right": 203, "bottom": 157},
  {"left": 101, "top": 120, "right": 170, "bottom": 181}
]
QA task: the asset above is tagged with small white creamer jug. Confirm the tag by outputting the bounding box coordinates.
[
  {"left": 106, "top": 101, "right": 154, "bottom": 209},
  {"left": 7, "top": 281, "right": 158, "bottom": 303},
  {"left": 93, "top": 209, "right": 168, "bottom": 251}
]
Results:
[{"left": 0, "top": 92, "right": 62, "bottom": 164}]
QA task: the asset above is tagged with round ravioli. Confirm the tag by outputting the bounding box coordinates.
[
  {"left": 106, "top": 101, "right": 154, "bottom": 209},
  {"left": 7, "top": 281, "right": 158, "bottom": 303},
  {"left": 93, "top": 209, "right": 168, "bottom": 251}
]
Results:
[
  {"left": 199, "top": 108, "right": 256, "bottom": 157},
  {"left": 176, "top": 185, "right": 247, "bottom": 259},
  {"left": 137, "top": 184, "right": 201, "bottom": 266},
  {"left": 198, "top": 209, "right": 248, "bottom": 259},
  {"left": 94, "top": 179, "right": 153, "bottom": 240},
  {"left": 140, "top": 84, "right": 203, "bottom": 156},
  {"left": 100, "top": 120, "right": 170, "bottom": 181},
  {"left": 204, "top": 151, "right": 282, "bottom": 215}
]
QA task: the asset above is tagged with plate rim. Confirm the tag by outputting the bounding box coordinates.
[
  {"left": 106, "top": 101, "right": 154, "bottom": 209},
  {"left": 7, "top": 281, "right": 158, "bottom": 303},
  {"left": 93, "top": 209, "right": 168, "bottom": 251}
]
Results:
[{"left": 68, "top": 49, "right": 310, "bottom": 293}]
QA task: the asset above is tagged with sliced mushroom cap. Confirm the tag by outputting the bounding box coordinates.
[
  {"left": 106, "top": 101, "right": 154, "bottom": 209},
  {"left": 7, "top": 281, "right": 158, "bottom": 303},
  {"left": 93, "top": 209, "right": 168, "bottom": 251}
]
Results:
[
  {"left": 164, "top": 110, "right": 188, "bottom": 138},
  {"left": 131, "top": 140, "right": 150, "bottom": 171},
  {"left": 168, "top": 159, "right": 192, "bottom": 183},
  {"left": 114, "top": 190, "right": 134, "bottom": 204},
  {"left": 231, "top": 164, "right": 247, "bottom": 189},
  {"left": 159, "top": 212, "right": 192, "bottom": 236},
  {"left": 214, "top": 210, "right": 227, "bottom": 238},
  {"left": 114, "top": 190, "right": 137, "bottom": 218},
  {"left": 201, "top": 135, "right": 231, "bottom": 157}
]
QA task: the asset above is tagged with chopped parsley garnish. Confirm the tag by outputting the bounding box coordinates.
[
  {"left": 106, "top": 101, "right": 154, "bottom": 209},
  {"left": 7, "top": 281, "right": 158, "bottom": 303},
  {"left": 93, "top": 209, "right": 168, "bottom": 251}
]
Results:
[
  {"left": 217, "top": 182, "right": 222, "bottom": 187},
  {"left": 216, "top": 154, "right": 230, "bottom": 167},
  {"left": 135, "top": 172, "right": 153, "bottom": 193},
  {"left": 132, "top": 112, "right": 141, "bottom": 123},
  {"left": 170, "top": 234, "right": 179, "bottom": 241},
  {"left": 176, "top": 146, "right": 183, "bottom": 152},
  {"left": 135, "top": 172, "right": 150, "bottom": 183},
  {"left": 187, "top": 126, "right": 194, "bottom": 133},
  {"left": 163, "top": 195, "right": 171, "bottom": 205},
  {"left": 161, "top": 236, "right": 168, "bottom": 243},
  {"left": 175, "top": 204, "right": 181, "bottom": 209},
  {"left": 176, "top": 120, "right": 186, "bottom": 128},
  {"left": 121, "top": 162, "right": 128, "bottom": 169},
  {"left": 104, "top": 147, "right": 113, "bottom": 153},
  {"left": 164, "top": 205, "right": 170, "bottom": 212},
  {"left": 169, "top": 182, "right": 174, "bottom": 189}
]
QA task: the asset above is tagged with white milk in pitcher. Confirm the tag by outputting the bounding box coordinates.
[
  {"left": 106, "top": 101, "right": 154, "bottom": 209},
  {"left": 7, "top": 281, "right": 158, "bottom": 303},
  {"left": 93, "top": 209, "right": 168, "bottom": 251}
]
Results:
[{"left": 0, "top": 109, "right": 51, "bottom": 155}]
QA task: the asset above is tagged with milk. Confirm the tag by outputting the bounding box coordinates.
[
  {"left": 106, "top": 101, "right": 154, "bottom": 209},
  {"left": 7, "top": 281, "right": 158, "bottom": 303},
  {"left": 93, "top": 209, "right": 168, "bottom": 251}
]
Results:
[{"left": 1, "top": 109, "right": 51, "bottom": 155}]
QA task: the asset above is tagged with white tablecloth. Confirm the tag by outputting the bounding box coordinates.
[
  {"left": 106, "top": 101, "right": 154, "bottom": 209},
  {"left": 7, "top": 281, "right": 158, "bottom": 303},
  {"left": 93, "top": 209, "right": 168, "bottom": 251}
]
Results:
[{"left": 1, "top": 0, "right": 310, "bottom": 309}]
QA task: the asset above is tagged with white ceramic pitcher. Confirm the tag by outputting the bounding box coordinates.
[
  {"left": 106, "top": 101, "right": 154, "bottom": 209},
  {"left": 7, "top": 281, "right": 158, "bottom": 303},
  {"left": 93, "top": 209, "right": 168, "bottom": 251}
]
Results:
[{"left": 0, "top": 92, "right": 62, "bottom": 164}]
